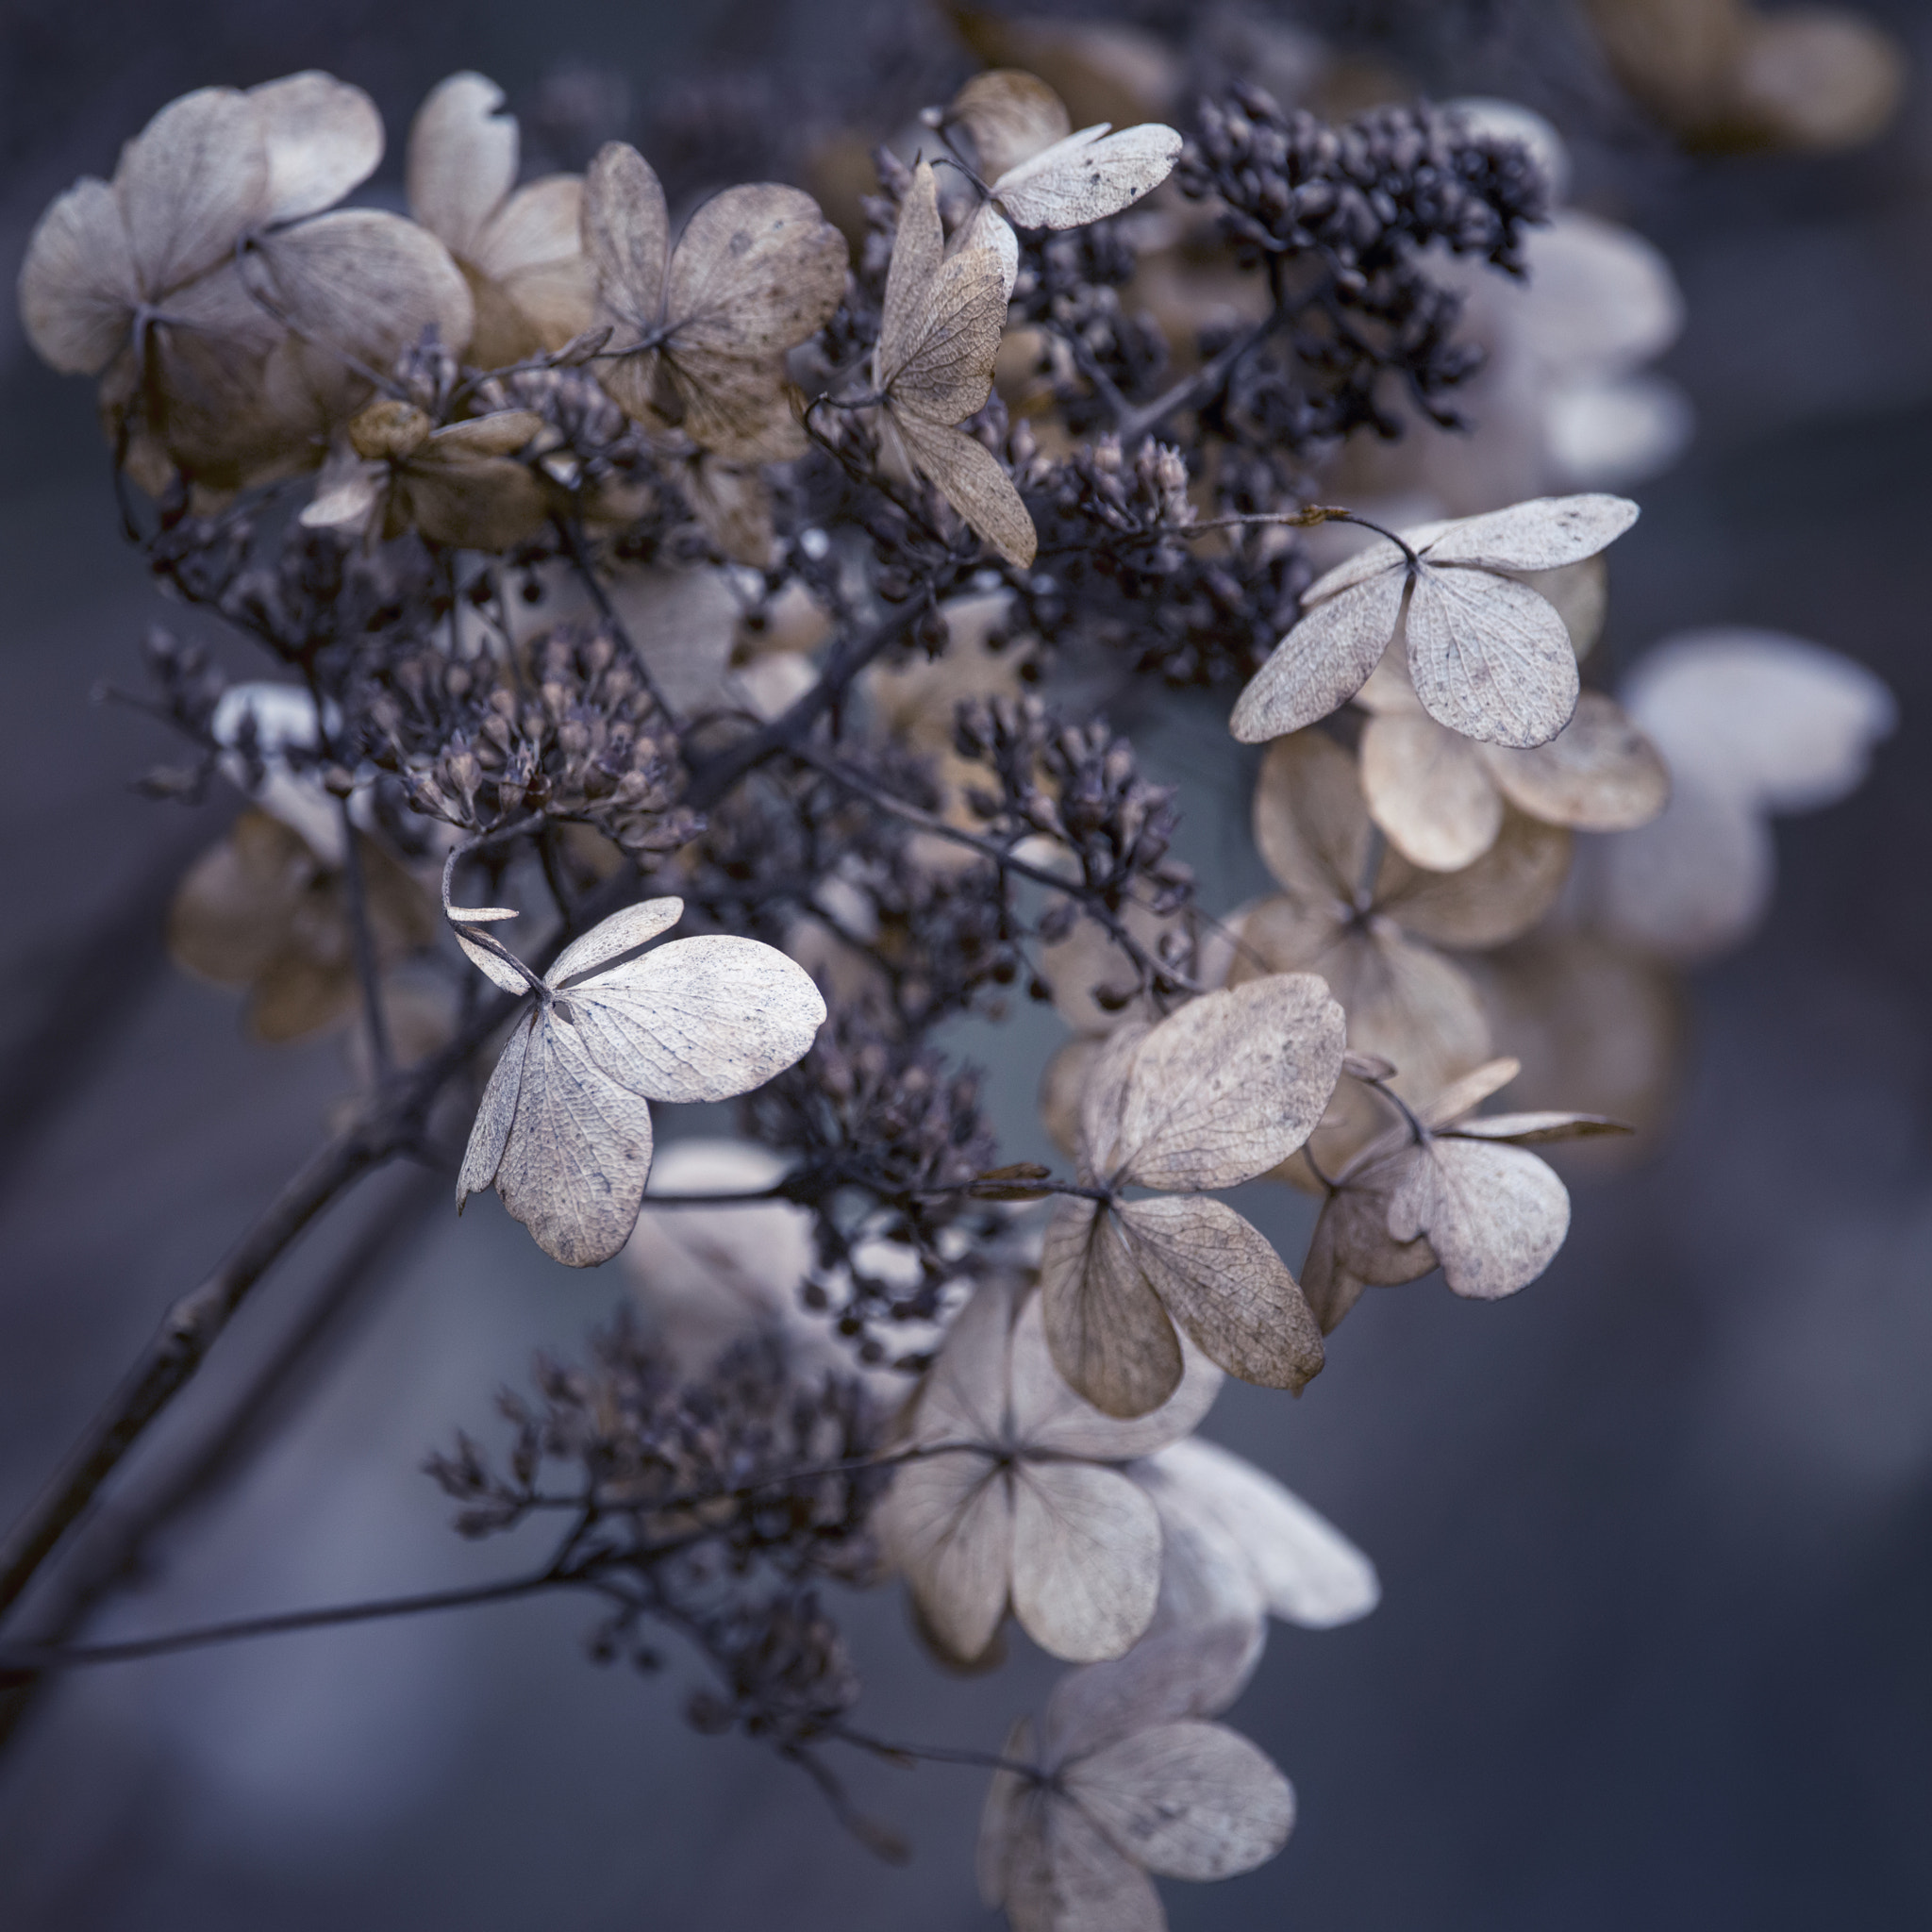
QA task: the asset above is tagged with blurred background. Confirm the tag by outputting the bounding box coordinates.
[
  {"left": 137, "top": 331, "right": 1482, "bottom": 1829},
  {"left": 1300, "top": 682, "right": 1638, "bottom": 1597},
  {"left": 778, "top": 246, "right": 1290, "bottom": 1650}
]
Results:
[{"left": 3, "top": 2, "right": 1930, "bottom": 1925}]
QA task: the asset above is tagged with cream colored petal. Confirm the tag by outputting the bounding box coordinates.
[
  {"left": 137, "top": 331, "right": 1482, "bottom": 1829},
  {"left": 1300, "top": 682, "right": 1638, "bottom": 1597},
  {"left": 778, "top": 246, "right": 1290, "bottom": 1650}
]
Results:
[
  {"left": 873, "top": 1451, "right": 1011, "bottom": 1662},
  {"left": 950, "top": 199, "right": 1020, "bottom": 302},
  {"left": 1007, "top": 1799, "right": 1165, "bottom": 1932},
  {"left": 1406, "top": 565, "right": 1580, "bottom": 748},
  {"left": 582, "top": 141, "right": 670, "bottom": 341},
  {"left": 1466, "top": 925, "right": 1682, "bottom": 1148},
  {"left": 1302, "top": 1166, "right": 1436, "bottom": 1332},
  {"left": 1067, "top": 1719, "right": 1295, "bottom": 1880},
  {"left": 666, "top": 181, "right": 847, "bottom": 361},
  {"left": 883, "top": 245, "right": 1008, "bottom": 425},
  {"left": 1733, "top": 10, "right": 1906, "bottom": 152},
  {"left": 672, "top": 354, "right": 806, "bottom": 464},
  {"left": 477, "top": 174, "right": 583, "bottom": 277},
  {"left": 950, "top": 70, "right": 1073, "bottom": 179},
  {"left": 1516, "top": 554, "right": 1608, "bottom": 659},
  {"left": 1447, "top": 1111, "right": 1630, "bottom": 1144},
  {"left": 18, "top": 178, "right": 138, "bottom": 374},
  {"left": 457, "top": 1008, "right": 535, "bottom": 1210},
  {"left": 1229, "top": 570, "right": 1407, "bottom": 743},
  {"left": 117, "top": 87, "right": 269, "bottom": 295},
  {"left": 425, "top": 409, "right": 545, "bottom": 458},
  {"left": 1109, "top": 975, "right": 1344, "bottom": 1191},
  {"left": 1419, "top": 1056, "right": 1522, "bottom": 1128},
  {"left": 1074, "top": 1018, "right": 1153, "bottom": 1182},
  {"left": 1041, "top": 1034, "right": 1103, "bottom": 1160},
  {"left": 1385, "top": 1135, "right": 1569, "bottom": 1300},
  {"left": 1139, "top": 1436, "right": 1379, "bottom": 1628},
  {"left": 876, "top": 158, "right": 944, "bottom": 388},
  {"left": 891, "top": 408, "right": 1038, "bottom": 567},
  {"left": 1361, "top": 710, "right": 1504, "bottom": 871},
  {"left": 454, "top": 924, "right": 533, "bottom": 993},
  {"left": 1318, "top": 924, "right": 1494, "bottom": 1101},
  {"left": 678, "top": 454, "right": 776, "bottom": 567},
  {"left": 1250, "top": 729, "right": 1372, "bottom": 903},
  {"left": 547, "top": 897, "right": 685, "bottom": 986},
  {"left": 407, "top": 72, "right": 517, "bottom": 259},
  {"left": 251, "top": 72, "right": 383, "bottom": 223},
  {"left": 1482, "top": 691, "right": 1669, "bottom": 829},
  {"left": 910, "top": 1274, "right": 1017, "bottom": 1445},
  {"left": 1009, "top": 1289, "right": 1222, "bottom": 1459},
  {"left": 1045, "top": 1622, "right": 1261, "bottom": 1754},
  {"left": 1011, "top": 1461, "right": 1162, "bottom": 1661},
  {"left": 1378, "top": 808, "right": 1571, "bottom": 950},
  {"left": 1591, "top": 773, "right": 1773, "bottom": 961},
  {"left": 1039, "top": 1196, "right": 1184, "bottom": 1420},
  {"left": 298, "top": 465, "right": 382, "bottom": 530},
  {"left": 976, "top": 1716, "right": 1039, "bottom": 1909},
  {"left": 492, "top": 1002, "right": 657, "bottom": 1266},
  {"left": 991, "top": 122, "right": 1182, "bottom": 229},
  {"left": 1418, "top": 493, "right": 1639, "bottom": 572},
  {"left": 1620, "top": 628, "right": 1896, "bottom": 813},
  {"left": 253, "top": 208, "right": 474, "bottom": 371},
  {"left": 561, "top": 933, "right": 826, "bottom": 1104},
  {"left": 1118, "top": 1195, "right": 1324, "bottom": 1395}
]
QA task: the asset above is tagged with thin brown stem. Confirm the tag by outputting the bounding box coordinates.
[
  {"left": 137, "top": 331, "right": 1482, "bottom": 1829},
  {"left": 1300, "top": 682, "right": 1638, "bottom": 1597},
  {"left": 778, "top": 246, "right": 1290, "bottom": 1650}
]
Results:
[
  {"left": 337, "top": 796, "right": 391, "bottom": 1079},
  {"left": 0, "top": 1567, "right": 566, "bottom": 1675}
]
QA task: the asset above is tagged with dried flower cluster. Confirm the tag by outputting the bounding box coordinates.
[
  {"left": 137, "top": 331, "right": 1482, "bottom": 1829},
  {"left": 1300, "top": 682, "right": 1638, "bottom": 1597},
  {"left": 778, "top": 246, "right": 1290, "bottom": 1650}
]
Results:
[{"left": 4, "top": 15, "right": 1898, "bottom": 1931}]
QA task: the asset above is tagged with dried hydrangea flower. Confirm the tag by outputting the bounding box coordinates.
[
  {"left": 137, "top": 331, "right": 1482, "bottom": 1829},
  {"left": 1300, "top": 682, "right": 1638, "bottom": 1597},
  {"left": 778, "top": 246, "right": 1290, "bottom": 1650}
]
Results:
[
  {"left": 1301, "top": 1057, "right": 1625, "bottom": 1332},
  {"left": 1357, "top": 667, "right": 1670, "bottom": 873},
  {"left": 873, "top": 158, "right": 1037, "bottom": 568},
  {"left": 169, "top": 807, "right": 435, "bottom": 1042},
  {"left": 301, "top": 399, "right": 549, "bottom": 550},
  {"left": 1129, "top": 1436, "right": 1380, "bottom": 1646},
  {"left": 1229, "top": 494, "right": 1640, "bottom": 748},
  {"left": 19, "top": 75, "right": 471, "bottom": 490},
  {"left": 1230, "top": 730, "right": 1570, "bottom": 1098},
  {"left": 1588, "top": 628, "right": 1895, "bottom": 961},
  {"left": 977, "top": 1623, "right": 1295, "bottom": 1932},
  {"left": 942, "top": 70, "right": 1183, "bottom": 296},
  {"left": 1038, "top": 974, "right": 1345, "bottom": 1417},
  {"left": 452, "top": 893, "right": 826, "bottom": 1266},
  {"left": 406, "top": 72, "right": 595, "bottom": 368},
  {"left": 582, "top": 141, "right": 847, "bottom": 461},
  {"left": 875, "top": 1277, "right": 1223, "bottom": 1664}
]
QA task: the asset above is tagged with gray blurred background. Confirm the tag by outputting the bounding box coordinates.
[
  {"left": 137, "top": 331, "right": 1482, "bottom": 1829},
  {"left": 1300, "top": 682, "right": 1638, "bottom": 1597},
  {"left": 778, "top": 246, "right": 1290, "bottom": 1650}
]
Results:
[{"left": 3, "top": 2, "right": 1930, "bottom": 1926}]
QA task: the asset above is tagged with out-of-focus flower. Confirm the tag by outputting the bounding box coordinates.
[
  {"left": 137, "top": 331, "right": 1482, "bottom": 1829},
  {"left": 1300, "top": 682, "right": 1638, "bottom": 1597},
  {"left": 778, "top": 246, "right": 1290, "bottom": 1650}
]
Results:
[
  {"left": 1129, "top": 1435, "right": 1379, "bottom": 1645},
  {"left": 406, "top": 73, "right": 595, "bottom": 368},
  {"left": 19, "top": 75, "right": 472, "bottom": 491},
  {"left": 1587, "top": 628, "right": 1896, "bottom": 961},
  {"left": 169, "top": 807, "right": 436, "bottom": 1042},
  {"left": 301, "top": 399, "right": 549, "bottom": 550},
  {"left": 1584, "top": 0, "right": 1907, "bottom": 154},
  {"left": 1229, "top": 730, "right": 1571, "bottom": 1100}
]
